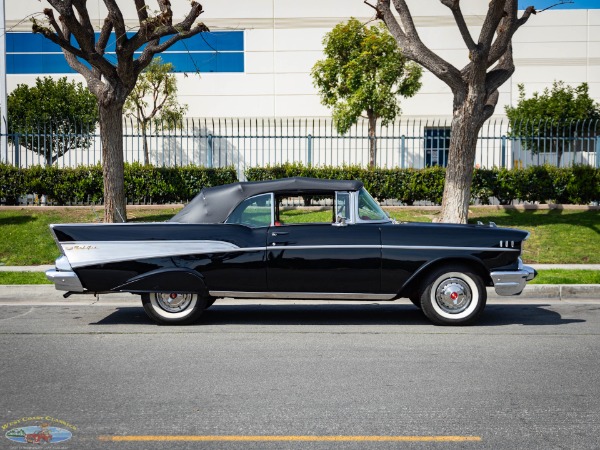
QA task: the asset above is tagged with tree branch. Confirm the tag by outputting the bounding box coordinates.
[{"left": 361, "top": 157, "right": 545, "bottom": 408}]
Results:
[
  {"left": 103, "top": 0, "right": 128, "bottom": 50},
  {"left": 126, "top": 1, "right": 206, "bottom": 56},
  {"left": 482, "top": 89, "right": 500, "bottom": 121},
  {"left": 478, "top": 0, "right": 507, "bottom": 55},
  {"left": 440, "top": 0, "right": 476, "bottom": 51},
  {"left": 96, "top": 18, "right": 113, "bottom": 56},
  {"left": 33, "top": 12, "right": 85, "bottom": 59},
  {"left": 134, "top": 0, "right": 149, "bottom": 24},
  {"left": 40, "top": 0, "right": 118, "bottom": 80},
  {"left": 376, "top": 0, "right": 464, "bottom": 94},
  {"left": 134, "top": 23, "right": 208, "bottom": 75},
  {"left": 58, "top": 26, "right": 103, "bottom": 94},
  {"left": 485, "top": 43, "right": 515, "bottom": 95},
  {"left": 46, "top": 0, "right": 95, "bottom": 54},
  {"left": 488, "top": 3, "right": 535, "bottom": 67},
  {"left": 72, "top": 0, "right": 96, "bottom": 49}
]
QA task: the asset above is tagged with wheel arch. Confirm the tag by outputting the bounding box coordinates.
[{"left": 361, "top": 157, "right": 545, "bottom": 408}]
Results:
[{"left": 399, "top": 257, "right": 492, "bottom": 298}]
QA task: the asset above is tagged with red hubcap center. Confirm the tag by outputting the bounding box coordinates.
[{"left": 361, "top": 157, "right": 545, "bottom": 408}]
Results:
[{"left": 450, "top": 292, "right": 459, "bottom": 300}]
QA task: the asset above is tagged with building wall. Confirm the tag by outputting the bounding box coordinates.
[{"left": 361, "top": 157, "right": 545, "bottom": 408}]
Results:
[{"left": 5, "top": 0, "right": 600, "bottom": 119}]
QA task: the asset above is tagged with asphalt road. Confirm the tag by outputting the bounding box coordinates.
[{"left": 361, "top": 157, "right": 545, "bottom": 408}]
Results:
[{"left": 1, "top": 296, "right": 599, "bottom": 450}]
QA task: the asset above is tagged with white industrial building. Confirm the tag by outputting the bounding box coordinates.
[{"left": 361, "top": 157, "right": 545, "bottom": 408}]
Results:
[
  {"left": 2, "top": 1, "right": 599, "bottom": 171},
  {"left": 5, "top": 0, "right": 599, "bottom": 119}
]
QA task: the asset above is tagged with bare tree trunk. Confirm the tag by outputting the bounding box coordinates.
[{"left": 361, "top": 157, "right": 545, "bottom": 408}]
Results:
[
  {"left": 557, "top": 145, "right": 563, "bottom": 168},
  {"left": 439, "top": 97, "right": 484, "bottom": 224},
  {"left": 142, "top": 122, "right": 150, "bottom": 166},
  {"left": 367, "top": 110, "right": 377, "bottom": 168},
  {"left": 99, "top": 102, "right": 127, "bottom": 223}
]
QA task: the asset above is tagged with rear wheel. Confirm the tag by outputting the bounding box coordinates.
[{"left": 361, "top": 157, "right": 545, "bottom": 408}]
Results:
[
  {"left": 419, "top": 266, "right": 486, "bottom": 326},
  {"left": 142, "top": 292, "right": 207, "bottom": 325}
]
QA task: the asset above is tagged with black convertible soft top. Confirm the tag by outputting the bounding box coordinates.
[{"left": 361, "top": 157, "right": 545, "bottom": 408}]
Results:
[{"left": 170, "top": 177, "right": 364, "bottom": 224}]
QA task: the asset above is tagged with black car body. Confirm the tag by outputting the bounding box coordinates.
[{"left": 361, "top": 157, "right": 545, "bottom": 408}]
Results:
[{"left": 46, "top": 177, "right": 536, "bottom": 325}]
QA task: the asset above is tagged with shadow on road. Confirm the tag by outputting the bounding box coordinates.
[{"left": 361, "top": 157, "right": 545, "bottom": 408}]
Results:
[{"left": 91, "top": 303, "right": 585, "bottom": 327}]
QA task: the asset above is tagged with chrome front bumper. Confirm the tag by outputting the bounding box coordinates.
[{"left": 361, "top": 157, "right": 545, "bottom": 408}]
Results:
[
  {"left": 45, "top": 256, "right": 85, "bottom": 292},
  {"left": 490, "top": 261, "right": 537, "bottom": 296}
]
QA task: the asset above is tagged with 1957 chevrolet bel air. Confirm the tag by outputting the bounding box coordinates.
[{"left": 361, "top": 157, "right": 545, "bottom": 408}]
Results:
[{"left": 46, "top": 177, "right": 536, "bottom": 325}]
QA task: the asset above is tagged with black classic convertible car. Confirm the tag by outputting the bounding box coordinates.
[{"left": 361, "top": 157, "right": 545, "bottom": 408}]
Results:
[{"left": 46, "top": 177, "right": 536, "bottom": 326}]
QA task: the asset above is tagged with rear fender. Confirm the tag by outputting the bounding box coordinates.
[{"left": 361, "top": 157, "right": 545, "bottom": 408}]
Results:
[{"left": 115, "top": 268, "right": 208, "bottom": 294}]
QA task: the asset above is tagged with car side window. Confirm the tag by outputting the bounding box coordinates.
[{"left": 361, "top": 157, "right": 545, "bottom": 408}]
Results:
[
  {"left": 225, "top": 193, "right": 273, "bottom": 227},
  {"left": 335, "top": 192, "right": 351, "bottom": 223},
  {"left": 276, "top": 195, "right": 335, "bottom": 224}
]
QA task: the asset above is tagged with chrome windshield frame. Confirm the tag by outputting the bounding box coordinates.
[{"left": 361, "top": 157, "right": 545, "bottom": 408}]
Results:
[{"left": 352, "top": 189, "right": 392, "bottom": 225}]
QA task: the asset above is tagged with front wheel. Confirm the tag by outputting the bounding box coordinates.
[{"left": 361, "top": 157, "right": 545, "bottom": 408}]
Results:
[
  {"left": 419, "top": 266, "right": 487, "bottom": 326},
  {"left": 142, "top": 292, "right": 207, "bottom": 325}
]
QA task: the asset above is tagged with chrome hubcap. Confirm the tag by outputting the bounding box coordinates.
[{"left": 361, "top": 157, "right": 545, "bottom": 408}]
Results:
[
  {"left": 155, "top": 293, "right": 194, "bottom": 313},
  {"left": 435, "top": 278, "right": 472, "bottom": 314}
]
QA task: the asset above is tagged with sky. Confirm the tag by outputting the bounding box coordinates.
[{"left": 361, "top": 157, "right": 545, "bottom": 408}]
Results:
[{"left": 518, "top": 0, "right": 600, "bottom": 9}]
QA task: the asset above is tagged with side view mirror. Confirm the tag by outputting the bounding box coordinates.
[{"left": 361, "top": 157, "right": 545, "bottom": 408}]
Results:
[{"left": 332, "top": 215, "right": 347, "bottom": 227}]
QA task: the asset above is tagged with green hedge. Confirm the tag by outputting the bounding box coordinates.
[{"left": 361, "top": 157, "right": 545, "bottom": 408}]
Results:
[
  {"left": 246, "top": 163, "right": 600, "bottom": 205},
  {"left": 2, "top": 163, "right": 598, "bottom": 206},
  {"left": 0, "top": 163, "right": 238, "bottom": 205}
]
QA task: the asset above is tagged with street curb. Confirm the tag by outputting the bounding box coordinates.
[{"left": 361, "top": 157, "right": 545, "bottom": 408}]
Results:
[
  {"left": 1, "top": 284, "right": 598, "bottom": 302},
  {"left": 487, "top": 284, "right": 600, "bottom": 300}
]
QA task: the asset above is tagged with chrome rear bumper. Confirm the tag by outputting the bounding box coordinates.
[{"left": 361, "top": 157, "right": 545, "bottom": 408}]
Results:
[
  {"left": 46, "top": 255, "right": 85, "bottom": 292},
  {"left": 490, "top": 261, "right": 537, "bottom": 296}
]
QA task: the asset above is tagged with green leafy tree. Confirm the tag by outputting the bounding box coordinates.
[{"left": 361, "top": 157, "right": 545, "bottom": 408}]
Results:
[
  {"left": 124, "top": 57, "right": 188, "bottom": 165},
  {"left": 311, "top": 18, "right": 422, "bottom": 167},
  {"left": 505, "top": 81, "right": 600, "bottom": 166},
  {"left": 8, "top": 77, "right": 98, "bottom": 166}
]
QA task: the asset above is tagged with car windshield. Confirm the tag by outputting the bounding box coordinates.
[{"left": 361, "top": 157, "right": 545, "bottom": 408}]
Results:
[{"left": 357, "top": 188, "right": 388, "bottom": 222}]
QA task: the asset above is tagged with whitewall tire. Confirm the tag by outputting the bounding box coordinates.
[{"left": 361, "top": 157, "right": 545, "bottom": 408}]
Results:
[
  {"left": 142, "top": 292, "right": 207, "bottom": 325},
  {"left": 419, "top": 266, "right": 487, "bottom": 326}
]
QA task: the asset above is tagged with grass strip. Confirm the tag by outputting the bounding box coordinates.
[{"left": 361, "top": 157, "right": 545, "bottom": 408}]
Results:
[
  {"left": 0, "top": 272, "right": 52, "bottom": 284},
  {"left": 530, "top": 269, "right": 600, "bottom": 285}
]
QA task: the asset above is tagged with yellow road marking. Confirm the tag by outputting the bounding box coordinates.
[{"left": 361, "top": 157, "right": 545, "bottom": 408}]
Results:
[{"left": 99, "top": 435, "right": 481, "bottom": 442}]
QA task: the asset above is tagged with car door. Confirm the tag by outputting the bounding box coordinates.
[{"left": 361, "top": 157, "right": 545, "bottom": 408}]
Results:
[
  {"left": 201, "top": 193, "right": 272, "bottom": 293},
  {"left": 266, "top": 223, "right": 382, "bottom": 294}
]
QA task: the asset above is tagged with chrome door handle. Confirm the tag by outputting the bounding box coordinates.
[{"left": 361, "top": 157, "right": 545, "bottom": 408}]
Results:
[{"left": 271, "top": 232, "right": 289, "bottom": 236}]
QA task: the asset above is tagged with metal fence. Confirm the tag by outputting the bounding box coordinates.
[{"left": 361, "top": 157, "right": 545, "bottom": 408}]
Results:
[{"left": 2, "top": 117, "right": 599, "bottom": 180}]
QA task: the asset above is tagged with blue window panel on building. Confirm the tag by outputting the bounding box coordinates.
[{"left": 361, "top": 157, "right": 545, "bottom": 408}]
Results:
[
  {"left": 424, "top": 127, "right": 451, "bottom": 167},
  {"left": 7, "top": 32, "right": 63, "bottom": 53},
  {"left": 158, "top": 52, "right": 244, "bottom": 73},
  {"left": 164, "top": 31, "right": 244, "bottom": 52},
  {"left": 8, "top": 54, "right": 86, "bottom": 74},
  {"left": 7, "top": 31, "right": 244, "bottom": 74}
]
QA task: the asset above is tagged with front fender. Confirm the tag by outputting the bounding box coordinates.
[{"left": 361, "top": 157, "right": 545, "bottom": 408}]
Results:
[
  {"left": 398, "top": 256, "right": 491, "bottom": 297},
  {"left": 115, "top": 268, "right": 208, "bottom": 294}
]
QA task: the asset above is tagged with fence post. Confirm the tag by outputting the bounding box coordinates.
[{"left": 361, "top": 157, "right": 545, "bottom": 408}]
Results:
[
  {"left": 400, "top": 135, "right": 406, "bottom": 169},
  {"left": 207, "top": 133, "right": 213, "bottom": 168},
  {"left": 14, "top": 134, "right": 19, "bottom": 167},
  {"left": 596, "top": 136, "right": 600, "bottom": 169},
  {"left": 307, "top": 133, "right": 312, "bottom": 165},
  {"left": 501, "top": 135, "right": 507, "bottom": 168}
]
